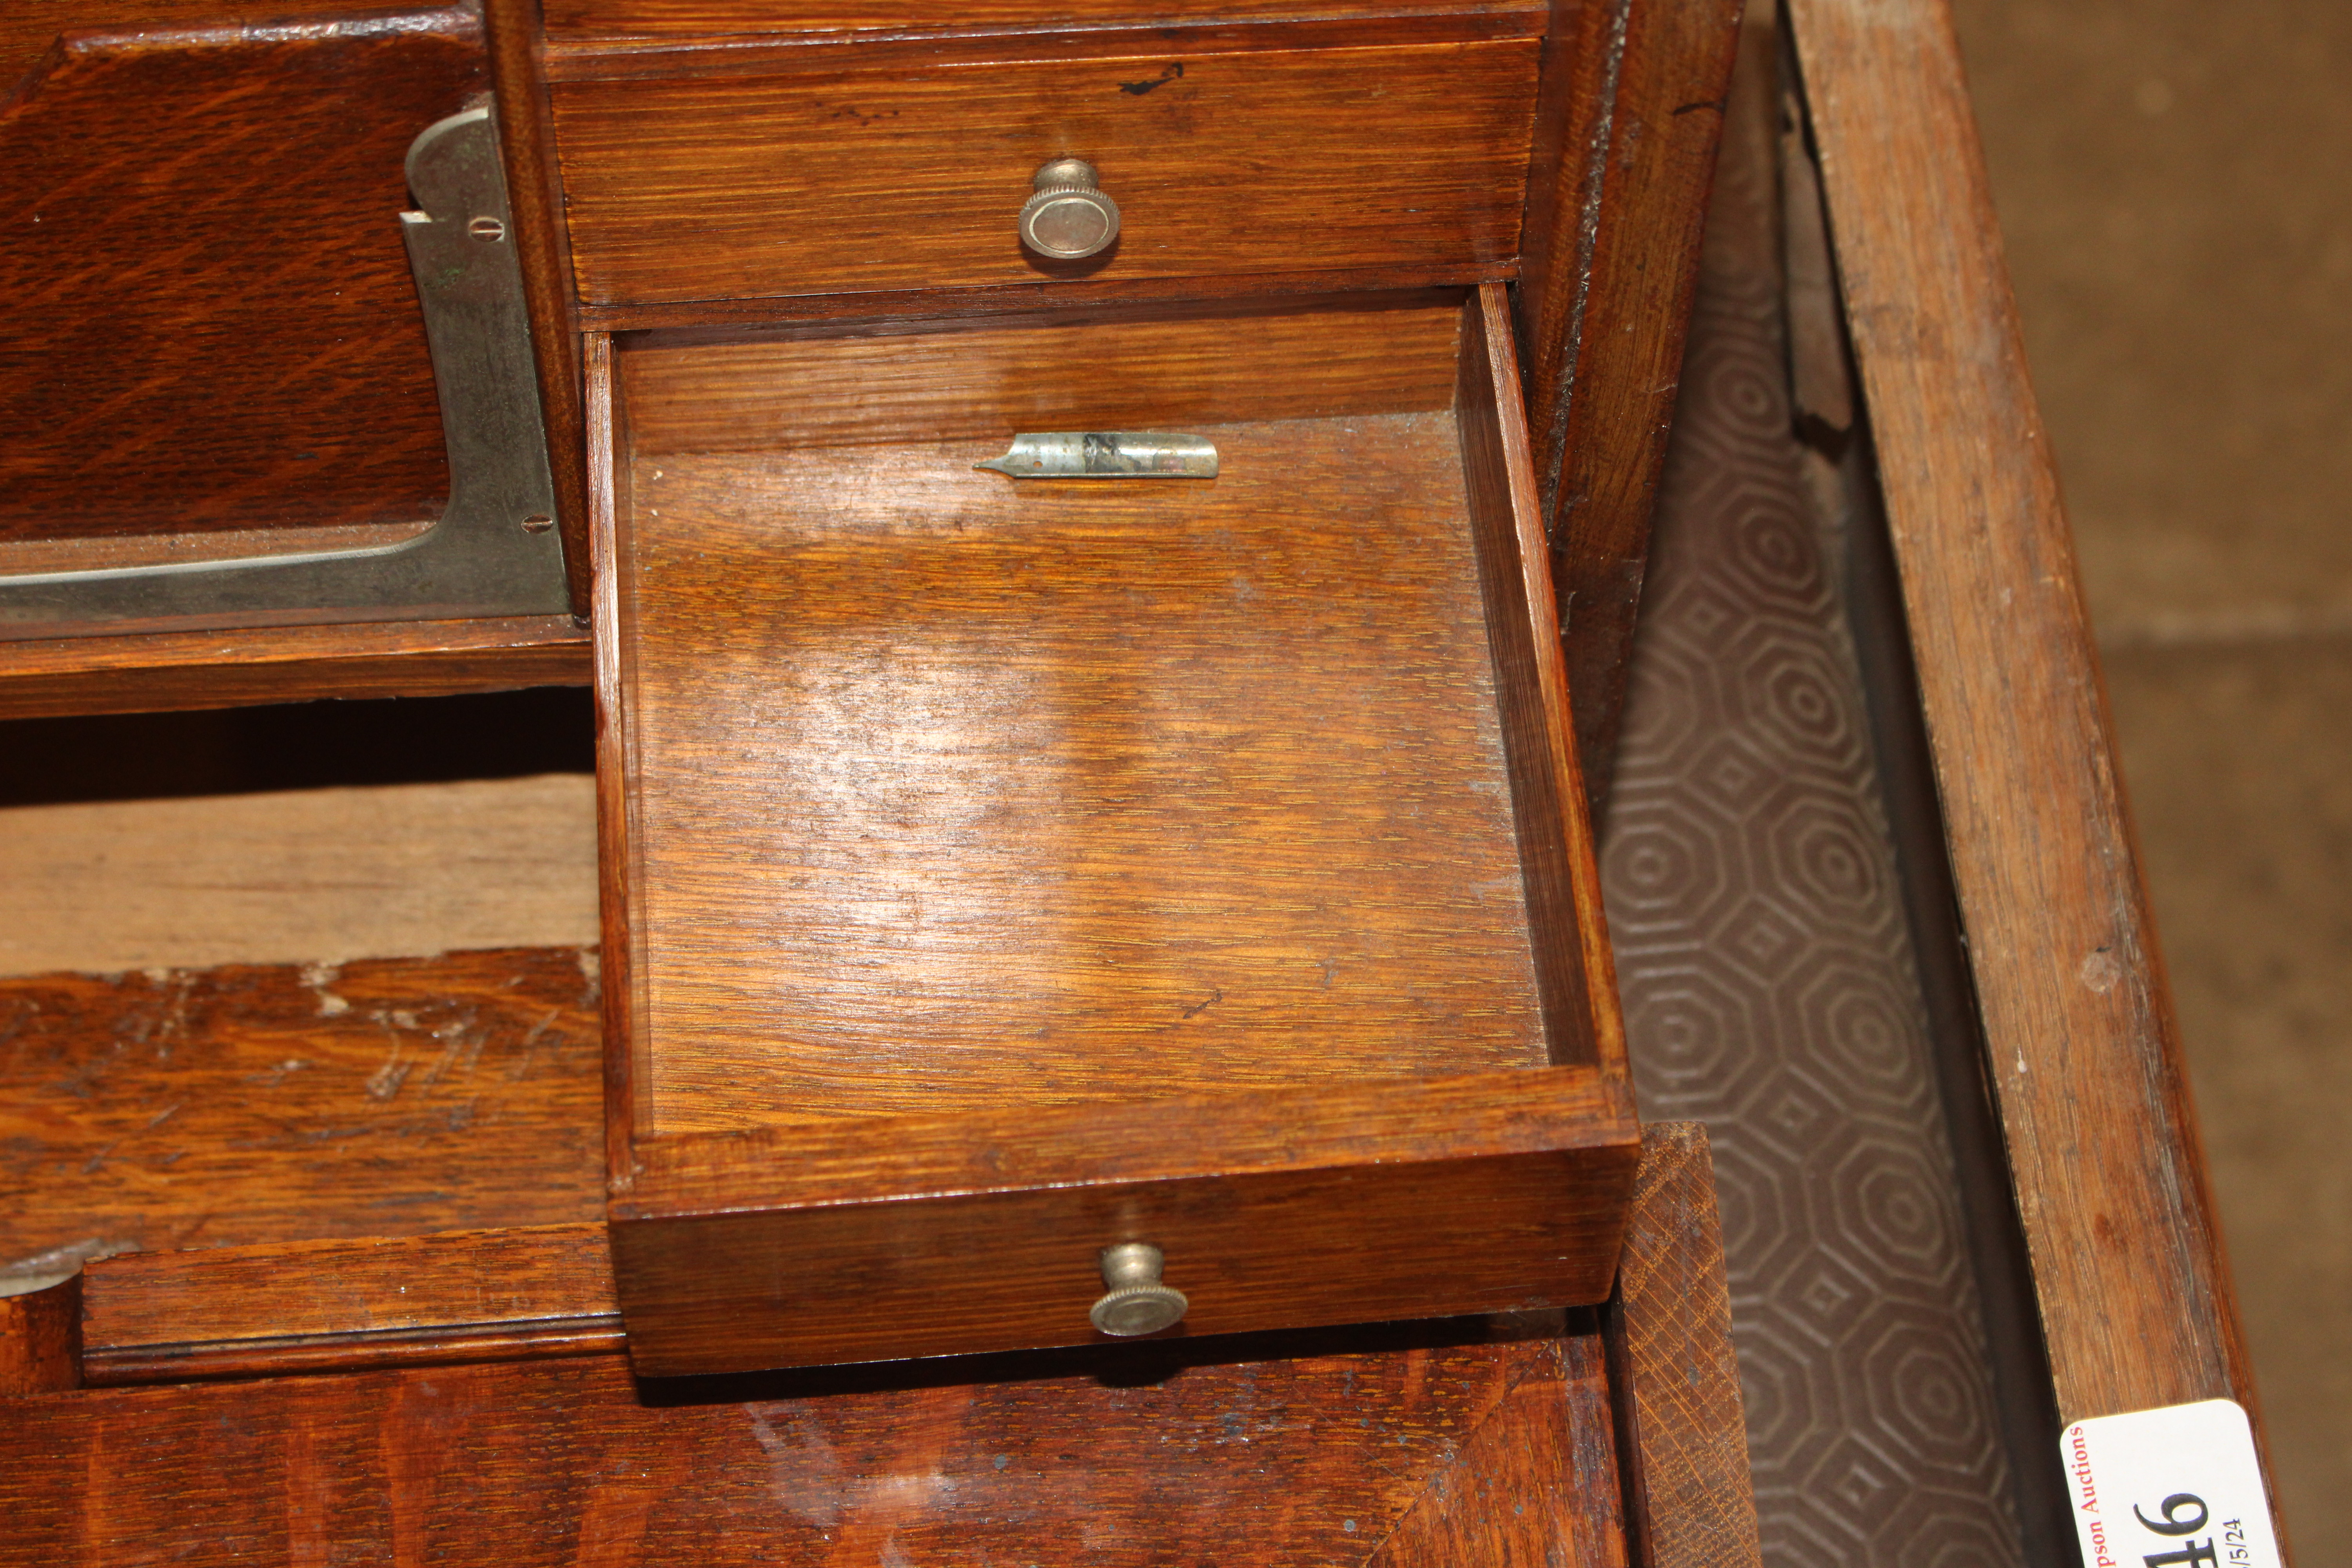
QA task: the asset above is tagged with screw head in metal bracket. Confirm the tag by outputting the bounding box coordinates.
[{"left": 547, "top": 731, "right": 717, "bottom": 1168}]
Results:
[
  {"left": 1020, "top": 158, "right": 1120, "bottom": 261},
  {"left": 1090, "top": 1241, "right": 1187, "bottom": 1337}
]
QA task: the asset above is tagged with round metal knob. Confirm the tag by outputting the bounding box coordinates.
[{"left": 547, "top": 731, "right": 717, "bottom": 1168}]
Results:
[
  {"left": 1019, "top": 158, "right": 1120, "bottom": 261},
  {"left": 1089, "top": 1241, "right": 1187, "bottom": 1336}
]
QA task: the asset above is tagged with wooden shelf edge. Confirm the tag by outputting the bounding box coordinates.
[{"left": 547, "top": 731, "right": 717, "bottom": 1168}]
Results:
[
  {"left": 0, "top": 613, "right": 591, "bottom": 720},
  {"left": 618, "top": 1062, "right": 1639, "bottom": 1220},
  {"left": 1787, "top": 0, "right": 2281, "bottom": 1540}
]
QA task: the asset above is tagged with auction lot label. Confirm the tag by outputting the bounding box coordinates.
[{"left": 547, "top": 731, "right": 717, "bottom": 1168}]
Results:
[{"left": 2065, "top": 1400, "right": 2278, "bottom": 1568}]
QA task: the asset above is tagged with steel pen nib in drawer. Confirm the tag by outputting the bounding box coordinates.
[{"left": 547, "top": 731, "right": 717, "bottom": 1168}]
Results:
[{"left": 975, "top": 432, "right": 1219, "bottom": 479}]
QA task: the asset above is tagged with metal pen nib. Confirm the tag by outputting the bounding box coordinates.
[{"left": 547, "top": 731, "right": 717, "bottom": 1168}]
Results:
[{"left": 975, "top": 432, "right": 1219, "bottom": 479}]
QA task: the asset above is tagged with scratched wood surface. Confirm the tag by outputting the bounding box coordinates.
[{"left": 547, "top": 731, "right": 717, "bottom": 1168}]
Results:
[
  {"left": 82, "top": 1223, "right": 621, "bottom": 1385},
  {"left": 0, "top": 776, "right": 596, "bottom": 977},
  {"left": 613, "top": 308, "right": 1561, "bottom": 1132},
  {"left": 0, "top": 1314, "right": 1622, "bottom": 1565},
  {"left": 0, "top": 949, "right": 603, "bottom": 1286},
  {"left": 1521, "top": 0, "right": 1745, "bottom": 801},
  {"left": 552, "top": 40, "right": 1539, "bottom": 309},
  {"left": 1607, "top": 1123, "right": 1760, "bottom": 1568},
  {"left": 1784, "top": 0, "right": 2275, "bottom": 1494},
  {"left": 0, "top": 8, "right": 480, "bottom": 545}
]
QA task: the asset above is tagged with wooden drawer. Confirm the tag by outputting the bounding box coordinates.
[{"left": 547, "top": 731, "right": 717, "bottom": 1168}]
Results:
[
  {"left": 593, "top": 286, "right": 1639, "bottom": 1375},
  {"left": 551, "top": 39, "right": 1541, "bottom": 310}
]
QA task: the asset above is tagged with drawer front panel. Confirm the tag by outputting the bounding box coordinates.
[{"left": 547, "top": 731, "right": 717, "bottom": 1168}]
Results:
[{"left": 553, "top": 40, "right": 1539, "bottom": 308}]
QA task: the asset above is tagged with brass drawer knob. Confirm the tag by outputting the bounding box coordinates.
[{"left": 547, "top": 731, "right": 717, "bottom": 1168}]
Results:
[
  {"left": 1090, "top": 1241, "right": 1187, "bottom": 1336},
  {"left": 1020, "top": 158, "right": 1120, "bottom": 261}
]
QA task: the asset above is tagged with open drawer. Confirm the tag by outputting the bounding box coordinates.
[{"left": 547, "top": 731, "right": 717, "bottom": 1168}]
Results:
[{"left": 592, "top": 284, "right": 1641, "bottom": 1376}]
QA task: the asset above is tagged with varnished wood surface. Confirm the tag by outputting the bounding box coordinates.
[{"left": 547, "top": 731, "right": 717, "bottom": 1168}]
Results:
[
  {"left": 486, "top": 0, "right": 596, "bottom": 617},
  {"left": 546, "top": 0, "right": 1541, "bottom": 41},
  {"left": 552, "top": 40, "right": 1539, "bottom": 309},
  {"left": 0, "top": 613, "right": 588, "bottom": 721},
  {"left": 1608, "top": 1123, "right": 1760, "bottom": 1568},
  {"left": 0, "top": 950, "right": 602, "bottom": 1283},
  {"left": 1526, "top": 0, "right": 1744, "bottom": 802},
  {"left": 620, "top": 294, "right": 1464, "bottom": 454},
  {"left": 613, "top": 1065, "right": 1635, "bottom": 1373},
  {"left": 588, "top": 332, "right": 650, "bottom": 1184},
  {"left": 616, "top": 323, "right": 1553, "bottom": 1129},
  {"left": 582, "top": 262, "right": 1513, "bottom": 332},
  {"left": 544, "top": 10, "right": 1547, "bottom": 81},
  {"left": 0, "top": 1277, "right": 80, "bottom": 1396},
  {"left": 82, "top": 1223, "right": 620, "bottom": 1385},
  {"left": 1786, "top": 0, "right": 2279, "bottom": 1517},
  {"left": 0, "top": 8, "right": 478, "bottom": 544},
  {"left": 1459, "top": 282, "right": 1629, "bottom": 1092},
  {"left": 0, "top": 1316, "right": 1623, "bottom": 1565},
  {"left": 2, "top": 0, "right": 341, "bottom": 90},
  {"left": 599, "top": 293, "right": 1636, "bottom": 1371}
]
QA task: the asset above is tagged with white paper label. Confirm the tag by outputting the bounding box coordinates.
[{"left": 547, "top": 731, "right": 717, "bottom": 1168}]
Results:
[{"left": 2063, "top": 1399, "right": 2279, "bottom": 1568}]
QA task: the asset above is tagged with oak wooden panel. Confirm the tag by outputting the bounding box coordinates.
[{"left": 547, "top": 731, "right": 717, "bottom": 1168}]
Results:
[
  {"left": 1607, "top": 1123, "right": 1760, "bottom": 1568},
  {"left": 1517, "top": 0, "right": 1745, "bottom": 801},
  {"left": 0, "top": 9, "right": 478, "bottom": 544},
  {"left": 485, "top": 0, "right": 595, "bottom": 617},
  {"left": 578, "top": 262, "right": 1511, "bottom": 331},
  {"left": 82, "top": 1223, "right": 621, "bottom": 1385},
  {"left": 1460, "top": 281, "right": 1630, "bottom": 1098},
  {"left": 598, "top": 291, "right": 1635, "bottom": 1371},
  {"left": 613, "top": 1066, "right": 1636, "bottom": 1374},
  {"left": 0, "top": 614, "right": 589, "bottom": 720},
  {"left": 546, "top": 12, "right": 1546, "bottom": 82},
  {"left": 615, "top": 326, "right": 1559, "bottom": 1132},
  {"left": 589, "top": 332, "right": 650, "bottom": 1183},
  {"left": 1377, "top": 1329, "right": 1631, "bottom": 1568},
  {"left": 620, "top": 293, "right": 1464, "bottom": 454},
  {"left": 552, "top": 41, "right": 1540, "bottom": 308},
  {"left": 2, "top": 0, "right": 385, "bottom": 92},
  {"left": 547, "top": 0, "right": 1541, "bottom": 41},
  {"left": 0, "top": 1319, "right": 1619, "bottom": 1564},
  {"left": 0, "top": 950, "right": 603, "bottom": 1279},
  {"left": 1786, "top": 0, "right": 2281, "bottom": 1525},
  {"left": 0, "top": 1277, "right": 80, "bottom": 1396}
]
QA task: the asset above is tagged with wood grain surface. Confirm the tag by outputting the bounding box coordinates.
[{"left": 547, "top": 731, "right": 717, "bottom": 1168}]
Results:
[
  {"left": 0, "top": 950, "right": 603, "bottom": 1281},
  {"left": 0, "top": 1276, "right": 80, "bottom": 1396},
  {"left": 1607, "top": 1123, "right": 1760, "bottom": 1568},
  {"left": 547, "top": 0, "right": 1541, "bottom": 41},
  {"left": 82, "top": 1223, "right": 621, "bottom": 1385},
  {"left": 1523, "top": 0, "right": 1745, "bottom": 802},
  {"left": 612, "top": 1065, "right": 1637, "bottom": 1374},
  {"left": 0, "top": 613, "right": 588, "bottom": 721},
  {"left": 0, "top": 9, "right": 480, "bottom": 543},
  {"left": 543, "top": 11, "right": 1546, "bottom": 80},
  {"left": 1459, "top": 282, "right": 1630, "bottom": 1094},
  {"left": 0, "top": 1316, "right": 1623, "bottom": 1564},
  {"left": 485, "top": 0, "right": 595, "bottom": 617},
  {"left": 589, "top": 332, "right": 650, "bottom": 1181},
  {"left": 579, "top": 262, "right": 1514, "bottom": 332},
  {"left": 598, "top": 292, "right": 1636, "bottom": 1371},
  {"left": 619, "top": 293, "right": 1463, "bottom": 454},
  {"left": 552, "top": 40, "right": 1538, "bottom": 308},
  {"left": 0, "top": 776, "right": 595, "bottom": 976},
  {"left": 1787, "top": 0, "right": 2276, "bottom": 1504},
  {"left": 613, "top": 307, "right": 1561, "bottom": 1130}
]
